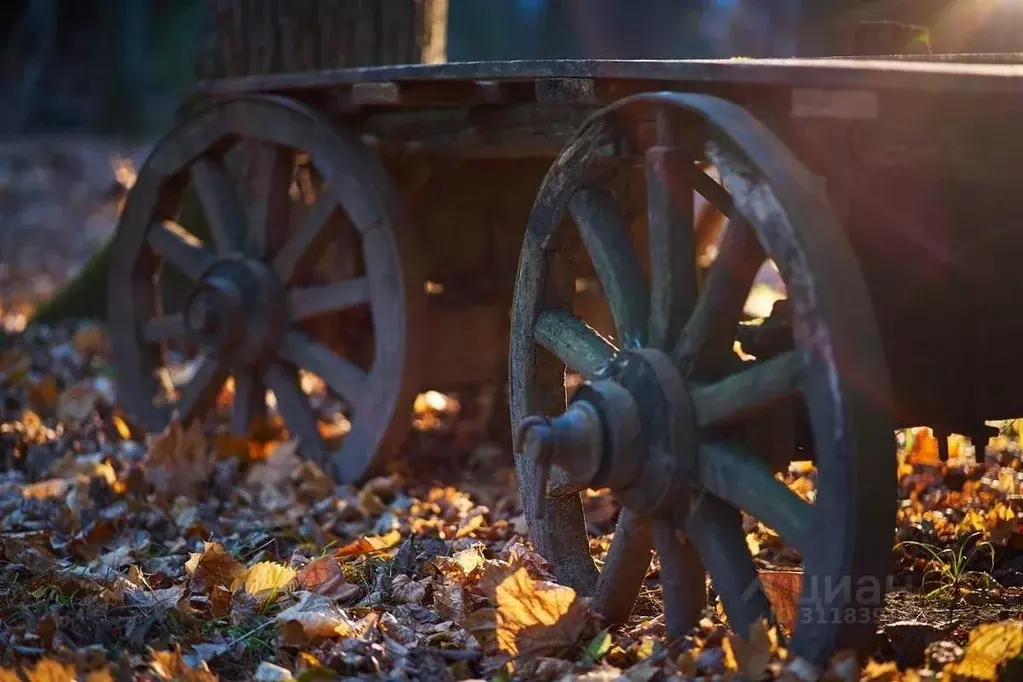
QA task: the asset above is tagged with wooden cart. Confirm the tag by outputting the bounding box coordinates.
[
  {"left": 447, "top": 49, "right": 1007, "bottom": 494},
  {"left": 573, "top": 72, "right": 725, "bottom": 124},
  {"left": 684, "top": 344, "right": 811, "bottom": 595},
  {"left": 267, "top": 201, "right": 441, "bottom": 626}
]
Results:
[{"left": 107, "top": 55, "right": 1023, "bottom": 665}]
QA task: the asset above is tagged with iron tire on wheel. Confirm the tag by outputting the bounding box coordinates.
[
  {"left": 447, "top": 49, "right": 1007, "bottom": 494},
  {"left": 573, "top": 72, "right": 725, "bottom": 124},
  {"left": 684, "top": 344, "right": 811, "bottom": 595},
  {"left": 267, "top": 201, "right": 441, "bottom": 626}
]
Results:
[
  {"left": 509, "top": 92, "right": 896, "bottom": 666},
  {"left": 108, "top": 95, "right": 425, "bottom": 484}
]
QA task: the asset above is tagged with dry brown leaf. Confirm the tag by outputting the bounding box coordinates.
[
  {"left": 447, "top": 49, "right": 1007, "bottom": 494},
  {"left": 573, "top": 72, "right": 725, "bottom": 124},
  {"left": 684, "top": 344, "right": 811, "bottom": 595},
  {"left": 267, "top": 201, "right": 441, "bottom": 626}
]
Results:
[
  {"left": 759, "top": 569, "right": 802, "bottom": 633},
  {"left": 56, "top": 382, "right": 101, "bottom": 423},
  {"left": 727, "top": 618, "right": 778, "bottom": 678},
  {"left": 276, "top": 591, "right": 358, "bottom": 640},
  {"left": 144, "top": 418, "right": 213, "bottom": 498},
  {"left": 294, "top": 556, "right": 360, "bottom": 601},
  {"left": 150, "top": 649, "right": 218, "bottom": 682},
  {"left": 334, "top": 530, "right": 402, "bottom": 559},
  {"left": 125, "top": 583, "right": 185, "bottom": 609},
  {"left": 240, "top": 561, "right": 297, "bottom": 601},
  {"left": 435, "top": 545, "right": 486, "bottom": 582},
  {"left": 390, "top": 574, "right": 430, "bottom": 604},
  {"left": 468, "top": 566, "right": 589, "bottom": 658},
  {"left": 244, "top": 439, "right": 302, "bottom": 490},
  {"left": 434, "top": 583, "right": 468, "bottom": 622},
  {"left": 945, "top": 621, "right": 1023, "bottom": 681},
  {"left": 28, "top": 374, "right": 60, "bottom": 415},
  {"left": 185, "top": 542, "right": 246, "bottom": 596}
]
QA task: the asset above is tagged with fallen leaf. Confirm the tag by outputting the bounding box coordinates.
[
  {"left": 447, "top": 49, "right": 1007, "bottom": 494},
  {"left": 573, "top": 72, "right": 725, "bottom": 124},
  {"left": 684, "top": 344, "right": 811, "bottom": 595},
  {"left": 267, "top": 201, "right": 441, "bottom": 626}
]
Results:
[
  {"left": 276, "top": 591, "right": 358, "bottom": 641},
  {"left": 240, "top": 561, "right": 297, "bottom": 601},
  {"left": 23, "top": 659, "right": 77, "bottom": 682},
  {"left": 758, "top": 569, "right": 802, "bottom": 633},
  {"left": 254, "top": 662, "right": 294, "bottom": 682},
  {"left": 294, "top": 556, "right": 360, "bottom": 601},
  {"left": 945, "top": 621, "right": 1023, "bottom": 681},
  {"left": 727, "top": 618, "right": 777, "bottom": 678},
  {"left": 125, "top": 583, "right": 185, "bottom": 609},
  {"left": 334, "top": 530, "right": 402, "bottom": 559},
  {"left": 245, "top": 439, "right": 302, "bottom": 490},
  {"left": 390, "top": 573, "right": 429, "bottom": 604},
  {"left": 150, "top": 649, "right": 218, "bottom": 682},
  {"left": 468, "top": 566, "right": 589, "bottom": 658},
  {"left": 435, "top": 544, "right": 486, "bottom": 582},
  {"left": 144, "top": 418, "right": 213, "bottom": 498},
  {"left": 434, "top": 583, "right": 468, "bottom": 622},
  {"left": 185, "top": 542, "right": 246, "bottom": 597},
  {"left": 57, "top": 382, "right": 101, "bottom": 423},
  {"left": 28, "top": 375, "right": 60, "bottom": 416}
]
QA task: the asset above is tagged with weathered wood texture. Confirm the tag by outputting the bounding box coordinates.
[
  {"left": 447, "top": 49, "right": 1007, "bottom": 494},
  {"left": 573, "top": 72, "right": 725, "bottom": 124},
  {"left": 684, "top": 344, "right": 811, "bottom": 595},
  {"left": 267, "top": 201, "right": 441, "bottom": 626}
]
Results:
[{"left": 194, "top": 0, "right": 445, "bottom": 79}]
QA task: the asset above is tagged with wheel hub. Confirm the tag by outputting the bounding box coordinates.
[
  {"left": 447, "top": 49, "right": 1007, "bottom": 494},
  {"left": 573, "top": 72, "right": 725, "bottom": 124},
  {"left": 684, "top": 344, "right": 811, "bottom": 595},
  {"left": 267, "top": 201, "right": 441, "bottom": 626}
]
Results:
[
  {"left": 182, "top": 257, "right": 287, "bottom": 367},
  {"left": 518, "top": 347, "right": 698, "bottom": 518}
]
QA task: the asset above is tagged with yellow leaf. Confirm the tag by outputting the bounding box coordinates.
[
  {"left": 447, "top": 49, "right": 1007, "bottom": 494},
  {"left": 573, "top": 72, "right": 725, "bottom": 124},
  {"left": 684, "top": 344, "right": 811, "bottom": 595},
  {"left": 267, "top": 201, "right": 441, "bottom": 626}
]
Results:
[
  {"left": 238, "top": 561, "right": 297, "bottom": 600},
  {"left": 0, "top": 668, "right": 19, "bottom": 682},
  {"left": 24, "top": 659, "right": 77, "bottom": 682},
  {"left": 150, "top": 650, "right": 218, "bottom": 682},
  {"left": 946, "top": 621, "right": 1023, "bottom": 681},
  {"left": 862, "top": 660, "right": 900, "bottom": 682},
  {"left": 84, "top": 669, "right": 115, "bottom": 682},
  {"left": 112, "top": 414, "right": 132, "bottom": 440},
  {"left": 471, "top": 566, "right": 589, "bottom": 658}
]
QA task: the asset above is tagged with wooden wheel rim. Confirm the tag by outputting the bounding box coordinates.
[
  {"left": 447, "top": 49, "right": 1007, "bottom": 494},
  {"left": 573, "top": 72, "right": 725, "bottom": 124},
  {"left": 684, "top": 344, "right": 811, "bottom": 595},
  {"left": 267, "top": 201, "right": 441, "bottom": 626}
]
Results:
[
  {"left": 509, "top": 92, "right": 896, "bottom": 664},
  {"left": 108, "top": 95, "right": 424, "bottom": 484}
]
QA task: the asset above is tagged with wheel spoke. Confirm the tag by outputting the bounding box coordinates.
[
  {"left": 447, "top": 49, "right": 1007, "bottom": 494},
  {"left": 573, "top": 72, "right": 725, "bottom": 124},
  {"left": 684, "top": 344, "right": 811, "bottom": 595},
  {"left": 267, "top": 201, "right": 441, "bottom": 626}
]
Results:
[
  {"left": 261, "top": 363, "right": 328, "bottom": 464},
  {"left": 697, "top": 442, "right": 814, "bottom": 553},
  {"left": 568, "top": 189, "right": 648, "bottom": 349},
  {"left": 652, "top": 517, "right": 708, "bottom": 638},
  {"left": 534, "top": 310, "right": 617, "bottom": 380},
  {"left": 273, "top": 191, "right": 340, "bottom": 283},
  {"left": 592, "top": 510, "right": 654, "bottom": 624},
  {"left": 672, "top": 217, "right": 764, "bottom": 376},
  {"left": 646, "top": 147, "right": 698, "bottom": 351},
  {"left": 144, "top": 313, "right": 186, "bottom": 344},
  {"left": 692, "top": 350, "right": 808, "bottom": 427},
  {"left": 190, "top": 157, "right": 247, "bottom": 255},
  {"left": 288, "top": 277, "right": 370, "bottom": 322},
  {"left": 682, "top": 493, "right": 773, "bottom": 641},
  {"left": 147, "top": 222, "right": 216, "bottom": 281},
  {"left": 278, "top": 331, "right": 368, "bottom": 411},
  {"left": 174, "top": 354, "right": 229, "bottom": 425},
  {"left": 231, "top": 371, "right": 266, "bottom": 438},
  {"left": 246, "top": 143, "right": 295, "bottom": 259}
]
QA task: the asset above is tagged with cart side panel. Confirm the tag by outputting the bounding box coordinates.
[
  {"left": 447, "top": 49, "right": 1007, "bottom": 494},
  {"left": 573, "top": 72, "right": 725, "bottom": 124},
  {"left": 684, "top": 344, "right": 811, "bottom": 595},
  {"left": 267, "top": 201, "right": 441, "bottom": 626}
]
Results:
[{"left": 759, "top": 87, "right": 1023, "bottom": 429}]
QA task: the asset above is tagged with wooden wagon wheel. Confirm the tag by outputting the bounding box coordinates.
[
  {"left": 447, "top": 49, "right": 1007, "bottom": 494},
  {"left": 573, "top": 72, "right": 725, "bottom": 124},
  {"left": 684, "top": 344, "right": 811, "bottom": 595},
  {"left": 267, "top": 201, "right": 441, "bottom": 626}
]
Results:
[
  {"left": 108, "top": 95, "right": 425, "bottom": 483},
  {"left": 510, "top": 92, "right": 896, "bottom": 665}
]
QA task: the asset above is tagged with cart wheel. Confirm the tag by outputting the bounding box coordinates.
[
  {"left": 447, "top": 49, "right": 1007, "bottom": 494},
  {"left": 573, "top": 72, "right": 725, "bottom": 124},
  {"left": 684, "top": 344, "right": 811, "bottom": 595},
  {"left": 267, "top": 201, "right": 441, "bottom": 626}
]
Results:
[
  {"left": 109, "top": 95, "right": 425, "bottom": 483},
  {"left": 509, "top": 93, "right": 895, "bottom": 665}
]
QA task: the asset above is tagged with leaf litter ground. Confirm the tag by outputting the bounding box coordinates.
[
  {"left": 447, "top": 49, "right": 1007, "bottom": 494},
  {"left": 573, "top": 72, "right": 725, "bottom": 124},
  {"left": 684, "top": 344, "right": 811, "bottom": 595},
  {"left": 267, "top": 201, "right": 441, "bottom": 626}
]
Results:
[{"left": 1, "top": 140, "right": 1023, "bottom": 682}]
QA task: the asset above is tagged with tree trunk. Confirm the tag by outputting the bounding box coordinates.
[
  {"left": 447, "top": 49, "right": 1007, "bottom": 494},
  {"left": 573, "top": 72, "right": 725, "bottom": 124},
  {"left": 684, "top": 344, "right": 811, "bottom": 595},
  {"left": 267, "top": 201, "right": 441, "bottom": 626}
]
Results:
[{"left": 31, "top": 0, "right": 445, "bottom": 325}]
